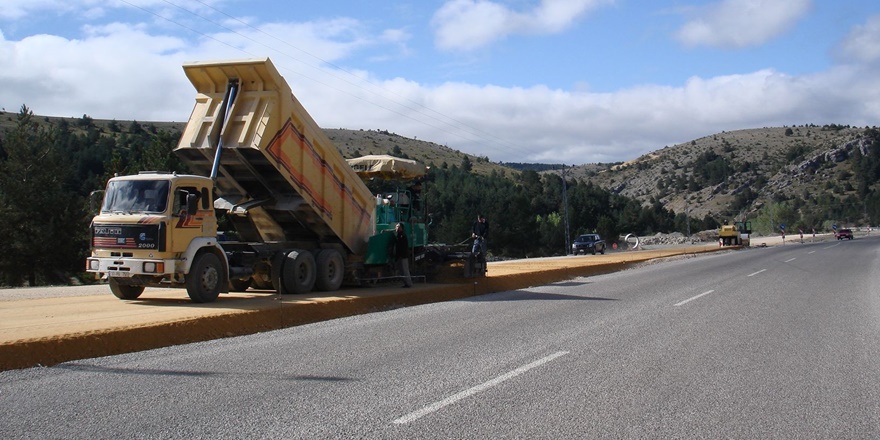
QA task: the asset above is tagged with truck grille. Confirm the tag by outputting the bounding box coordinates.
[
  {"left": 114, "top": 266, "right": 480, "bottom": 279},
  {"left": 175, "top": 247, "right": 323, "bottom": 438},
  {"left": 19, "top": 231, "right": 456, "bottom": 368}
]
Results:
[{"left": 92, "top": 223, "right": 165, "bottom": 251}]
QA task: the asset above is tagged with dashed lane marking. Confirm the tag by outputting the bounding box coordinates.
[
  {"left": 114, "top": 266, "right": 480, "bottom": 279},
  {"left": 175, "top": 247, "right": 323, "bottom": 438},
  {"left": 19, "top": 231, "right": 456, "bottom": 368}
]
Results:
[
  {"left": 393, "top": 351, "right": 569, "bottom": 424},
  {"left": 674, "top": 290, "right": 715, "bottom": 307}
]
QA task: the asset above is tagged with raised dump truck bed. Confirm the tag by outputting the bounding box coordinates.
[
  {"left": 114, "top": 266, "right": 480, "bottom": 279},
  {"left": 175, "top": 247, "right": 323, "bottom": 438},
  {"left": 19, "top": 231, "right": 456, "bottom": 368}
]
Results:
[{"left": 174, "top": 58, "right": 375, "bottom": 254}]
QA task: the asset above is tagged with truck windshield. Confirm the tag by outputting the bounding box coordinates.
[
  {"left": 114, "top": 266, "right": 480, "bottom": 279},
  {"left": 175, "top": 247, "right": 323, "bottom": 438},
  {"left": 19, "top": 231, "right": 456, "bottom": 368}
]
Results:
[{"left": 101, "top": 180, "right": 170, "bottom": 214}]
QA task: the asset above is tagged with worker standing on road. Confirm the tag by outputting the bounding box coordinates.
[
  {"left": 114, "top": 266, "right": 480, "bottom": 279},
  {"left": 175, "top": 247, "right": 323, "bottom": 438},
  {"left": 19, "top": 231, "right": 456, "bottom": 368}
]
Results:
[
  {"left": 471, "top": 214, "right": 489, "bottom": 259},
  {"left": 395, "top": 223, "right": 413, "bottom": 288}
]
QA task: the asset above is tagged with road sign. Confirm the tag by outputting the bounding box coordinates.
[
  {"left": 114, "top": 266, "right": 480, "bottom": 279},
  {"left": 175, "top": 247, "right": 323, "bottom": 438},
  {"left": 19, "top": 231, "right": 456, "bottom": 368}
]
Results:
[{"left": 780, "top": 224, "right": 785, "bottom": 230}]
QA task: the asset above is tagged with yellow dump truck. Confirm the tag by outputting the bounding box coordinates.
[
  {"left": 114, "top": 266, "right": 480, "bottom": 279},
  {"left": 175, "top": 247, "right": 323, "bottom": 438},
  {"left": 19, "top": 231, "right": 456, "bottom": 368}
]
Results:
[{"left": 86, "top": 58, "right": 446, "bottom": 302}]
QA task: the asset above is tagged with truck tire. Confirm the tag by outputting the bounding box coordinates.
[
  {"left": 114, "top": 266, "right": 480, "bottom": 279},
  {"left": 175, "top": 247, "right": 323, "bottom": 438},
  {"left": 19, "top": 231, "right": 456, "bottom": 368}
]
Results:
[
  {"left": 282, "top": 250, "right": 316, "bottom": 294},
  {"left": 186, "top": 252, "right": 223, "bottom": 303},
  {"left": 315, "top": 249, "right": 344, "bottom": 291},
  {"left": 270, "top": 251, "right": 291, "bottom": 294},
  {"left": 109, "top": 278, "right": 144, "bottom": 300}
]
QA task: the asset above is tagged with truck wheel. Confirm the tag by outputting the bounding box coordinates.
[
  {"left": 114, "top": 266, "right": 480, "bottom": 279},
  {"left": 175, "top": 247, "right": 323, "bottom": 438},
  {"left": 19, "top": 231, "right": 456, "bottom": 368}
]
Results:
[
  {"left": 599, "top": 247, "right": 605, "bottom": 255},
  {"left": 109, "top": 278, "right": 144, "bottom": 300},
  {"left": 315, "top": 249, "right": 344, "bottom": 291},
  {"left": 590, "top": 248, "right": 596, "bottom": 255},
  {"left": 282, "top": 250, "right": 316, "bottom": 294},
  {"left": 186, "top": 252, "right": 223, "bottom": 303},
  {"left": 270, "top": 251, "right": 291, "bottom": 294}
]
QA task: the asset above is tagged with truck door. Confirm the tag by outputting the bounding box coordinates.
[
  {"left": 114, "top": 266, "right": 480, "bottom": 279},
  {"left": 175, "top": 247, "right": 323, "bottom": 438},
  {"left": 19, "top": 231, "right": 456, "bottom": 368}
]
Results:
[{"left": 171, "top": 185, "right": 216, "bottom": 253}]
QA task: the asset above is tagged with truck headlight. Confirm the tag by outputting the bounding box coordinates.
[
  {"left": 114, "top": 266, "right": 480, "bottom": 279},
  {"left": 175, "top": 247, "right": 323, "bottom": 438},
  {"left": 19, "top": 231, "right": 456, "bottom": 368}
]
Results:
[
  {"left": 143, "top": 262, "right": 164, "bottom": 273},
  {"left": 88, "top": 259, "right": 100, "bottom": 271}
]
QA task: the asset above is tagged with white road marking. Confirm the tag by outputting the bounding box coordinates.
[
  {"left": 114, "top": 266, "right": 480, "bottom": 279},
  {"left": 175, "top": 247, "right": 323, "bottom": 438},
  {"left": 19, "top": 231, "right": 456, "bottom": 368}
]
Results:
[
  {"left": 784, "top": 258, "right": 796, "bottom": 263},
  {"left": 674, "top": 290, "right": 715, "bottom": 307},
  {"left": 808, "top": 251, "right": 816, "bottom": 254},
  {"left": 393, "top": 351, "right": 569, "bottom": 424},
  {"left": 747, "top": 269, "right": 767, "bottom": 277}
]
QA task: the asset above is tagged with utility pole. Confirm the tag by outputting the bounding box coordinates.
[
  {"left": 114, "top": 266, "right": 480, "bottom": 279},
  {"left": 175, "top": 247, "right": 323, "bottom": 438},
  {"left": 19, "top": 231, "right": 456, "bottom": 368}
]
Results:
[
  {"left": 685, "top": 194, "right": 691, "bottom": 238},
  {"left": 561, "top": 164, "right": 571, "bottom": 255},
  {"left": 768, "top": 202, "right": 774, "bottom": 235}
]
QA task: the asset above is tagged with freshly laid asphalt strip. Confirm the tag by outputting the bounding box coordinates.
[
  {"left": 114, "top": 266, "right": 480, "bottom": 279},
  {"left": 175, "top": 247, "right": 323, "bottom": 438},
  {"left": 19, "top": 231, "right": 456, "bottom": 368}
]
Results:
[{"left": 0, "top": 246, "right": 726, "bottom": 371}]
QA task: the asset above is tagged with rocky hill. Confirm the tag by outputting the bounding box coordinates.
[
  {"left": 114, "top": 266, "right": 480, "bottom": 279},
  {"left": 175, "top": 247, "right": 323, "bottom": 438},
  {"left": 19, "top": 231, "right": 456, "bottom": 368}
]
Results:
[
  {"left": 551, "top": 125, "right": 873, "bottom": 221},
  {"left": 327, "top": 121, "right": 877, "bottom": 225}
]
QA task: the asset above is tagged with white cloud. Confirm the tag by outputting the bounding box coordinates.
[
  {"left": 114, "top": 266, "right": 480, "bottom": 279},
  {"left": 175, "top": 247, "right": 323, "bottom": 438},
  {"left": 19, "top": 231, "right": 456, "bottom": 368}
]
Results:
[
  {"left": 0, "top": 24, "right": 193, "bottom": 120},
  {"left": 1, "top": 2, "right": 878, "bottom": 166},
  {"left": 2, "top": 18, "right": 877, "bottom": 165},
  {"left": 0, "top": 15, "right": 399, "bottom": 120},
  {"left": 675, "top": 0, "right": 811, "bottom": 48},
  {"left": 431, "top": 0, "right": 609, "bottom": 51},
  {"left": 337, "top": 65, "right": 880, "bottom": 164},
  {"left": 836, "top": 15, "right": 880, "bottom": 64},
  {"left": 214, "top": 19, "right": 375, "bottom": 63},
  {"left": 0, "top": 0, "right": 71, "bottom": 20}
]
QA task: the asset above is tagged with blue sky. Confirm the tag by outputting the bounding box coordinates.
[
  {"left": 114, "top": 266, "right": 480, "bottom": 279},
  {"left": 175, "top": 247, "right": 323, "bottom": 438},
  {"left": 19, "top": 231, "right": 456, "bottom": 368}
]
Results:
[{"left": 1, "top": 0, "right": 879, "bottom": 164}]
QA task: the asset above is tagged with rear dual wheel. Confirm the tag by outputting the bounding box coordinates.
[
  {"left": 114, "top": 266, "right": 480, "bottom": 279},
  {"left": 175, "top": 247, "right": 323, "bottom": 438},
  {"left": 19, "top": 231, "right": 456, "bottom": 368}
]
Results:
[
  {"left": 283, "top": 250, "right": 316, "bottom": 294},
  {"left": 272, "top": 249, "right": 345, "bottom": 295},
  {"left": 315, "top": 249, "right": 344, "bottom": 291},
  {"left": 272, "top": 249, "right": 317, "bottom": 295}
]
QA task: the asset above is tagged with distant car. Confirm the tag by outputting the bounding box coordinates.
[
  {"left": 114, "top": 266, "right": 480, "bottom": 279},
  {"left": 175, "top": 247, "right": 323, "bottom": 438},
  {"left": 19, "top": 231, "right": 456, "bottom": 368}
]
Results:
[
  {"left": 835, "top": 228, "right": 854, "bottom": 240},
  {"left": 572, "top": 234, "right": 606, "bottom": 255}
]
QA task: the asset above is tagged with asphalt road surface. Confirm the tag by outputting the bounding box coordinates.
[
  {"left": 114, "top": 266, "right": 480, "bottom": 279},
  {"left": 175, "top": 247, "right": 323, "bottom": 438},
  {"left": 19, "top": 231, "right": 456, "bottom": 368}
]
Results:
[{"left": 2, "top": 237, "right": 879, "bottom": 438}]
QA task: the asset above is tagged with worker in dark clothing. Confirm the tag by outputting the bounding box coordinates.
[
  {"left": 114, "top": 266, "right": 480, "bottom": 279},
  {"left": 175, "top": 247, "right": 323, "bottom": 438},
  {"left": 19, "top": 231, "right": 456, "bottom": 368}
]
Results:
[
  {"left": 471, "top": 214, "right": 489, "bottom": 258},
  {"left": 409, "top": 181, "right": 422, "bottom": 211},
  {"left": 395, "top": 222, "right": 413, "bottom": 288}
]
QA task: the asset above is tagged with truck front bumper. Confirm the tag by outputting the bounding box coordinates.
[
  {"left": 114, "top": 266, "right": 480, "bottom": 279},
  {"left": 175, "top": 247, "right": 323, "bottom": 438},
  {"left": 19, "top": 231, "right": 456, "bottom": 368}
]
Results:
[{"left": 86, "top": 256, "right": 178, "bottom": 278}]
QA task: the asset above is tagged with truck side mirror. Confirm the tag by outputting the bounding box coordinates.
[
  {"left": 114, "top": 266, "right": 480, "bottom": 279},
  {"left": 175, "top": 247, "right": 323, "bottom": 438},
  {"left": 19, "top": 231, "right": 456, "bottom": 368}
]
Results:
[
  {"left": 186, "top": 193, "right": 199, "bottom": 216},
  {"left": 88, "top": 190, "right": 105, "bottom": 215}
]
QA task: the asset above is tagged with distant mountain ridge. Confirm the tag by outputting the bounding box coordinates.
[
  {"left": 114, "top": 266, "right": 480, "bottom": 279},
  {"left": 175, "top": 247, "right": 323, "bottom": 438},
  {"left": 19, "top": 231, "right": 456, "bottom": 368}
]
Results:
[{"left": 2, "top": 110, "right": 874, "bottom": 224}]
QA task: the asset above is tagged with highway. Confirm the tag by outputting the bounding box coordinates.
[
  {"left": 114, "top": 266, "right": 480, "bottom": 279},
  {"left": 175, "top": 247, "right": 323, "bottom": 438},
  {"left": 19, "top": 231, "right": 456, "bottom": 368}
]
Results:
[{"left": 2, "top": 237, "right": 879, "bottom": 438}]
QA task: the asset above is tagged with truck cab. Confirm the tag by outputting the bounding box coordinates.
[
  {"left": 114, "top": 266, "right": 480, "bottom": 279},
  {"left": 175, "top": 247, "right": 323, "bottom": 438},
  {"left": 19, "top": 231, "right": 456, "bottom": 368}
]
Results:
[{"left": 87, "top": 172, "right": 224, "bottom": 301}]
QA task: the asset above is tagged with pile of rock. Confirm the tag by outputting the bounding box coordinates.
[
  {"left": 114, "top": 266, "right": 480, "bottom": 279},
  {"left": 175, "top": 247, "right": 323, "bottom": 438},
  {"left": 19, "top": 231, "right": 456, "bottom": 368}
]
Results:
[
  {"left": 621, "top": 229, "right": 718, "bottom": 247},
  {"left": 631, "top": 232, "right": 707, "bottom": 247}
]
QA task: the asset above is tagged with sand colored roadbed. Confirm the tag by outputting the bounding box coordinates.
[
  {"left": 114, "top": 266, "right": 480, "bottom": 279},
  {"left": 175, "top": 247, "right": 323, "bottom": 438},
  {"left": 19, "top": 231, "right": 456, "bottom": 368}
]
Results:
[{"left": 1, "top": 245, "right": 726, "bottom": 371}]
